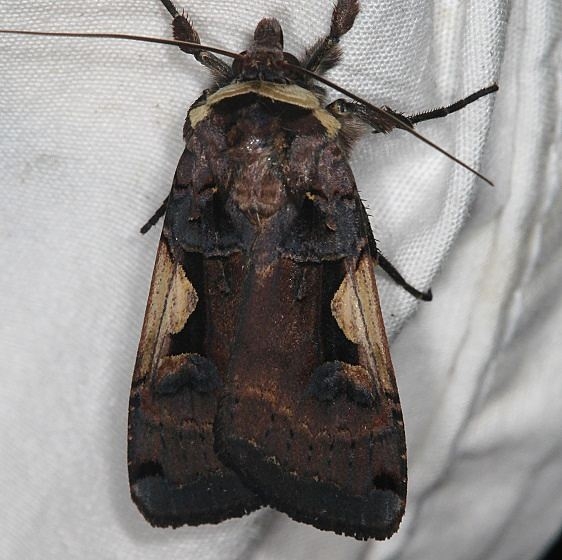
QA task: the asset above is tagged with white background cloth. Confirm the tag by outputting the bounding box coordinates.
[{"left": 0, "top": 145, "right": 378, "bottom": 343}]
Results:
[{"left": 1, "top": 0, "right": 560, "bottom": 558}]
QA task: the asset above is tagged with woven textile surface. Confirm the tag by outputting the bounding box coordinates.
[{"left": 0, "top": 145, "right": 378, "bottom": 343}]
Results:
[{"left": 1, "top": 1, "right": 560, "bottom": 559}]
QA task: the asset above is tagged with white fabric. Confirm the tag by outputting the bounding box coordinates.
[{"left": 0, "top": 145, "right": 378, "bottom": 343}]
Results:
[{"left": 1, "top": 0, "right": 560, "bottom": 558}]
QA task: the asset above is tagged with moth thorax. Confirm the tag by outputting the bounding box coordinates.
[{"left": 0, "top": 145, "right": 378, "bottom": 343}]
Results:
[{"left": 231, "top": 156, "right": 287, "bottom": 223}]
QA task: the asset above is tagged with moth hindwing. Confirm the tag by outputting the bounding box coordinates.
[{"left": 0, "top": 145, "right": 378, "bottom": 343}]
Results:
[{"left": 127, "top": 0, "right": 496, "bottom": 540}]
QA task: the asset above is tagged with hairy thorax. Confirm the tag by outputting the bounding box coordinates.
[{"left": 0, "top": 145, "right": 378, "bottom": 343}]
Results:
[
  {"left": 229, "top": 132, "right": 287, "bottom": 221},
  {"left": 185, "top": 84, "right": 346, "bottom": 226}
]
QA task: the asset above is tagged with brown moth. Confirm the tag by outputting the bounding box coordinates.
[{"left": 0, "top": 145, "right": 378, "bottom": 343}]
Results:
[
  {"left": 0, "top": 0, "right": 497, "bottom": 541},
  {"left": 126, "top": 0, "right": 496, "bottom": 540}
]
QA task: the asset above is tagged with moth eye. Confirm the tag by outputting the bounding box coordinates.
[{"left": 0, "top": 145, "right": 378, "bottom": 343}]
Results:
[{"left": 331, "top": 100, "right": 347, "bottom": 114}]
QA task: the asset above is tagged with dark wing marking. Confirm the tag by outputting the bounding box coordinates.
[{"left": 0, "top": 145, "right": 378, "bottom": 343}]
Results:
[
  {"left": 128, "top": 225, "right": 261, "bottom": 527},
  {"left": 214, "top": 213, "right": 406, "bottom": 540}
]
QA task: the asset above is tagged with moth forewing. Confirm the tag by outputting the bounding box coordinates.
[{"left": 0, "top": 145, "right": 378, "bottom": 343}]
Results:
[
  {"left": 213, "top": 243, "right": 407, "bottom": 540},
  {"left": 128, "top": 236, "right": 263, "bottom": 527}
]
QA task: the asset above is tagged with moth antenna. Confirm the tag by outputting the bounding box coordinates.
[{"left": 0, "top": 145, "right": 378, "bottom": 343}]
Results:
[
  {"left": 0, "top": 28, "right": 494, "bottom": 185},
  {"left": 288, "top": 63, "right": 496, "bottom": 186},
  {"left": 160, "top": 0, "right": 181, "bottom": 18},
  {"left": 0, "top": 29, "right": 240, "bottom": 61}
]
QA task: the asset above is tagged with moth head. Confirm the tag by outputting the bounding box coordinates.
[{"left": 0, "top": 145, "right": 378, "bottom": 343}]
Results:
[{"left": 231, "top": 18, "right": 301, "bottom": 83}]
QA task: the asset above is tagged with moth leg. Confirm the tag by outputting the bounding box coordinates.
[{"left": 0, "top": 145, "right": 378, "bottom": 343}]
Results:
[
  {"left": 327, "top": 84, "right": 499, "bottom": 134},
  {"left": 405, "top": 84, "right": 499, "bottom": 126},
  {"left": 327, "top": 98, "right": 414, "bottom": 134},
  {"left": 160, "top": 0, "right": 232, "bottom": 81},
  {"left": 140, "top": 196, "right": 169, "bottom": 234},
  {"left": 301, "top": 0, "right": 360, "bottom": 75},
  {"left": 377, "top": 251, "right": 432, "bottom": 301}
]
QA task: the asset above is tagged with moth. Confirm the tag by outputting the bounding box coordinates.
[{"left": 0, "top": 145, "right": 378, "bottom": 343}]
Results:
[
  {"left": 125, "top": 0, "right": 497, "bottom": 540},
  {"left": 1, "top": 0, "right": 497, "bottom": 541}
]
